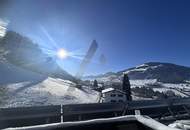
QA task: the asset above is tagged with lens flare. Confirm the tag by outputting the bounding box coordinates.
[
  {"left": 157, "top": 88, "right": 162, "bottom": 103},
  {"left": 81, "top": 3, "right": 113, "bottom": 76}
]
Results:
[{"left": 57, "top": 48, "right": 68, "bottom": 59}]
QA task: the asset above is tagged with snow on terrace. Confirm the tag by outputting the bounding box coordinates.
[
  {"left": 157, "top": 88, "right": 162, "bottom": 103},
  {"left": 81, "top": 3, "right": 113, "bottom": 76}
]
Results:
[{"left": 2, "top": 77, "right": 99, "bottom": 108}]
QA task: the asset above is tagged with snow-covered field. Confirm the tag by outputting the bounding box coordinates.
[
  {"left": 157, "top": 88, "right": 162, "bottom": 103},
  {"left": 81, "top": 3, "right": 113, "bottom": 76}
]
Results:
[
  {"left": 130, "top": 79, "right": 157, "bottom": 88},
  {"left": 96, "top": 75, "right": 121, "bottom": 83},
  {"left": 0, "top": 77, "right": 99, "bottom": 108},
  {"left": 84, "top": 62, "right": 190, "bottom": 99},
  {"left": 1, "top": 77, "right": 190, "bottom": 108},
  {"left": 130, "top": 79, "right": 190, "bottom": 97}
]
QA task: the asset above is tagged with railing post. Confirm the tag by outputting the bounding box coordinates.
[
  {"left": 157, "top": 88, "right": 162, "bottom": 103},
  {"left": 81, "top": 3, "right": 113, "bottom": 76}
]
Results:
[
  {"left": 114, "top": 112, "right": 118, "bottom": 117},
  {"left": 61, "top": 105, "right": 63, "bottom": 123},
  {"left": 122, "top": 102, "right": 128, "bottom": 116},
  {"left": 78, "top": 114, "right": 82, "bottom": 121}
]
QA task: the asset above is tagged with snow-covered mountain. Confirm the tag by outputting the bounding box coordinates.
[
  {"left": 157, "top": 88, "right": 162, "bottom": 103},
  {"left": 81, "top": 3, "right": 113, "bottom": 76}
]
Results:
[
  {"left": 84, "top": 62, "right": 190, "bottom": 99},
  {"left": 84, "top": 62, "right": 190, "bottom": 83},
  {"left": 1, "top": 30, "right": 190, "bottom": 106}
]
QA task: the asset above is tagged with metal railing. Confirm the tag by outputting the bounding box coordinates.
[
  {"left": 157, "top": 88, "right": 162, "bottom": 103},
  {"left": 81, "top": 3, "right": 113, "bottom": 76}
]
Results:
[{"left": 1, "top": 98, "right": 190, "bottom": 129}]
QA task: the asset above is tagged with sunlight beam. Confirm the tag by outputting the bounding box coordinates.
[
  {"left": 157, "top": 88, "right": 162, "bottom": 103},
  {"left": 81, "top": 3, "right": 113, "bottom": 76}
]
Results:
[
  {"left": 57, "top": 48, "right": 69, "bottom": 59},
  {"left": 39, "top": 25, "right": 59, "bottom": 49}
]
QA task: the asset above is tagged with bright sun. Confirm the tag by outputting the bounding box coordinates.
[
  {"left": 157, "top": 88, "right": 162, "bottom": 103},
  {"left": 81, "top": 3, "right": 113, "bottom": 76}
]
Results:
[{"left": 57, "top": 48, "right": 69, "bottom": 59}]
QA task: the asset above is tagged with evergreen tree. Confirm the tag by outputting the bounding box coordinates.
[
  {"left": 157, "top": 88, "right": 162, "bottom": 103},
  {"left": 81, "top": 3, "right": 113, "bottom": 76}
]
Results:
[
  {"left": 122, "top": 74, "right": 132, "bottom": 101},
  {"left": 93, "top": 80, "right": 98, "bottom": 89}
]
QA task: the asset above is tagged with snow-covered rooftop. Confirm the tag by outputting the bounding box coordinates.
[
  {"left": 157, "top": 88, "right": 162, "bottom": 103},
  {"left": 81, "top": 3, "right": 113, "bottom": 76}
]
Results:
[
  {"left": 102, "top": 88, "right": 125, "bottom": 94},
  {"left": 102, "top": 88, "right": 114, "bottom": 93}
]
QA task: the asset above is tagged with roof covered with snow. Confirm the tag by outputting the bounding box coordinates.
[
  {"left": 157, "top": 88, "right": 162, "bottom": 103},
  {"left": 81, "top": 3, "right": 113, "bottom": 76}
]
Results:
[
  {"left": 102, "top": 88, "right": 114, "bottom": 93},
  {"left": 102, "top": 88, "right": 126, "bottom": 94}
]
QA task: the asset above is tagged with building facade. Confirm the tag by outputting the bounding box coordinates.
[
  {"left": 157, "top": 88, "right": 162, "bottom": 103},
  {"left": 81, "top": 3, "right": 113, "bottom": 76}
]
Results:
[{"left": 100, "top": 88, "right": 126, "bottom": 103}]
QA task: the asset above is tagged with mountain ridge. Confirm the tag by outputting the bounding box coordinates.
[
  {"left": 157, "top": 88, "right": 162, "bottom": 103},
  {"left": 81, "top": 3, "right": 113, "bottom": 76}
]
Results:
[{"left": 84, "top": 62, "right": 190, "bottom": 83}]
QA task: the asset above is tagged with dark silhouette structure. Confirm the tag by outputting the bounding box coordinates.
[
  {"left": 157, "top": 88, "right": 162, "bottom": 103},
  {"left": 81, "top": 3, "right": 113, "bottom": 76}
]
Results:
[
  {"left": 122, "top": 74, "right": 132, "bottom": 101},
  {"left": 93, "top": 79, "right": 98, "bottom": 89}
]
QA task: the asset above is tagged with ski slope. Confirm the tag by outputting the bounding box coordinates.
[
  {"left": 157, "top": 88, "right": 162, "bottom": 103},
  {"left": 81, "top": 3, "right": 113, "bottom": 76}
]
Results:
[{"left": 1, "top": 77, "right": 99, "bottom": 108}]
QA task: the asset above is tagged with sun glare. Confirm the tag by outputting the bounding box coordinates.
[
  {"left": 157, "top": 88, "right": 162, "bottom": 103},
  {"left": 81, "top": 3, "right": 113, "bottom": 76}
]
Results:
[{"left": 57, "top": 48, "right": 69, "bottom": 59}]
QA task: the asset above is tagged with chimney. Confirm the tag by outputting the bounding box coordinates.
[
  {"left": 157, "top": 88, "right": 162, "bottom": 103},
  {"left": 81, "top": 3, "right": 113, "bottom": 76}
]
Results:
[{"left": 122, "top": 74, "right": 132, "bottom": 101}]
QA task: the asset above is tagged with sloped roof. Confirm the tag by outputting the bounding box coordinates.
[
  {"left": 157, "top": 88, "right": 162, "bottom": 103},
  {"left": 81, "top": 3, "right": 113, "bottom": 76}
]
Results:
[
  {"left": 102, "top": 87, "right": 126, "bottom": 94},
  {"left": 102, "top": 88, "right": 114, "bottom": 93}
]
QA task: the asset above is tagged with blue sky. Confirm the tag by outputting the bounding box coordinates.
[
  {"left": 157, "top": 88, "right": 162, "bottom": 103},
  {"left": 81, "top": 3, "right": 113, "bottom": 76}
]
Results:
[{"left": 1, "top": 0, "right": 190, "bottom": 75}]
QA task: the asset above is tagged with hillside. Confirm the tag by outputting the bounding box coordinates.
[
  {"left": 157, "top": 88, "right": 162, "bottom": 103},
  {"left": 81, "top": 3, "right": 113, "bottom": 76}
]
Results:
[
  {"left": 84, "top": 62, "right": 190, "bottom": 83},
  {"left": 0, "top": 77, "right": 99, "bottom": 108},
  {"left": 0, "top": 61, "right": 99, "bottom": 107},
  {"left": 0, "top": 31, "right": 75, "bottom": 82},
  {"left": 83, "top": 62, "right": 190, "bottom": 99},
  {"left": 0, "top": 31, "right": 99, "bottom": 107}
]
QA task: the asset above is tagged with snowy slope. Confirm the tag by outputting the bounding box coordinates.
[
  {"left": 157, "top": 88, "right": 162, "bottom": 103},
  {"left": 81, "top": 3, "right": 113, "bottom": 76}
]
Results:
[
  {"left": 0, "top": 50, "right": 98, "bottom": 107},
  {"left": 84, "top": 62, "right": 190, "bottom": 83},
  {"left": 1, "top": 77, "right": 99, "bottom": 108},
  {"left": 84, "top": 62, "right": 190, "bottom": 99}
]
